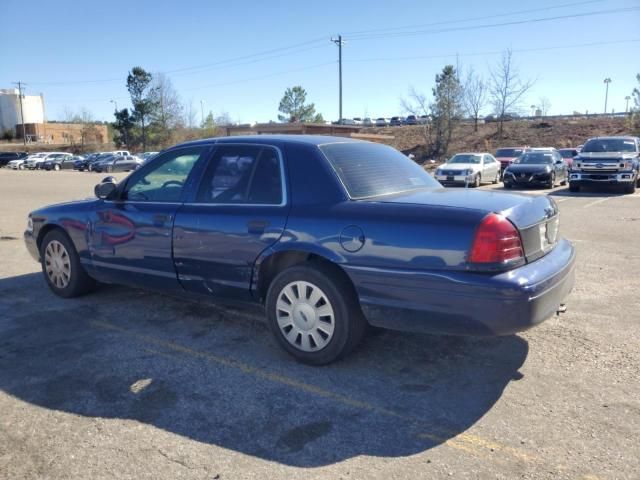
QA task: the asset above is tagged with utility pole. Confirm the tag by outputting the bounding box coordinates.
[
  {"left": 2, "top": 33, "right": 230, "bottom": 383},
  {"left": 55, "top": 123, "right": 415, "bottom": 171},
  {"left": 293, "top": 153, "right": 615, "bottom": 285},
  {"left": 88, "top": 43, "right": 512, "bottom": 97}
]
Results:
[
  {"left": 625, "top": 95, "right": 631, "bottom": 113},
  {"left": 200, "top": 100, "right": 204, "bottom": 126},
  {"left": 12, "top": 81, "right": 27, "bottom": 146},
  {"left": 331, "top": 35, "right": 345, "bottom": 123},
  {"left": 603, "top": 78, "right": 611, "bottom": 114}
]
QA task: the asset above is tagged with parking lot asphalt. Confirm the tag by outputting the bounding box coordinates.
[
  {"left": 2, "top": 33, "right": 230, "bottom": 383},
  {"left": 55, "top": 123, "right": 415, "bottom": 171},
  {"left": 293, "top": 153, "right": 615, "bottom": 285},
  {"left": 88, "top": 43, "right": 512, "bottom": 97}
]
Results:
[{"left": 0, "top": 169, "right": 638, "bottom": 480}]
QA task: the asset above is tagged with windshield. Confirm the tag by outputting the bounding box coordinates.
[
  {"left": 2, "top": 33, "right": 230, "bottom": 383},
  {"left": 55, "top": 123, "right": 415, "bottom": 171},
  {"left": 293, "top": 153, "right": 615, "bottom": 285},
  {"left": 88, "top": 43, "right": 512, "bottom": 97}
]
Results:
[
  {"left": 515, "top": 152, "right": 553, "bottom": 164},
  {"left": 449, "top": 154, "right": 481, "bottom": 164},
  {"left": 320, "top": 142, "right": 440, "bottom": 198},
  {"left": 495, "top": 148, "right": 524, "bottom": 158},
  {"left": 581, "top": 138, "right": 637, "bottom": 153}
]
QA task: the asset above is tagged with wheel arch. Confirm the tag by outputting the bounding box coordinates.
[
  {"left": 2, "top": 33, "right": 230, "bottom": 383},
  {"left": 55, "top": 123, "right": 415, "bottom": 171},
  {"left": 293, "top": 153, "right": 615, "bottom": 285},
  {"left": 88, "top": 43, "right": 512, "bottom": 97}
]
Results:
[
  {"left": 36, "top": 223, "right": 71, "bottom": 252},
  {"left": 253, "top": 245, "right": 354, "bottom": 304}
]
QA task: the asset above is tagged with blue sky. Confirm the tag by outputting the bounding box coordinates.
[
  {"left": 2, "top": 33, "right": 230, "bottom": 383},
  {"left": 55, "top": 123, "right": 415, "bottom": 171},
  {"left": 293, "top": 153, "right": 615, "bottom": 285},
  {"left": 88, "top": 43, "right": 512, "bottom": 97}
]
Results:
[{"left": 1, "top": 0, "right": 638, "bottom": 123}]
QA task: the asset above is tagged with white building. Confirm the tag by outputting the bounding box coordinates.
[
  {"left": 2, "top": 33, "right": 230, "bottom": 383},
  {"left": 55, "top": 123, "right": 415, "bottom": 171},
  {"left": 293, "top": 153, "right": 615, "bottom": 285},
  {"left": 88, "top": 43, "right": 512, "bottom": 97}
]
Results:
[{"left": 0, "top": 88, "right": 45, "bottom": 133}]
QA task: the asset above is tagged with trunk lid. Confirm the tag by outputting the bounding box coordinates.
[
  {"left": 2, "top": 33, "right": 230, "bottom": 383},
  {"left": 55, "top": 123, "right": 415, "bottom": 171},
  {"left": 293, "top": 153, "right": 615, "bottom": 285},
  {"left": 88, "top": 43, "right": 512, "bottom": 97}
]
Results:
[{"left": 368, "top": 188, "right": 559, "bottom": 262}]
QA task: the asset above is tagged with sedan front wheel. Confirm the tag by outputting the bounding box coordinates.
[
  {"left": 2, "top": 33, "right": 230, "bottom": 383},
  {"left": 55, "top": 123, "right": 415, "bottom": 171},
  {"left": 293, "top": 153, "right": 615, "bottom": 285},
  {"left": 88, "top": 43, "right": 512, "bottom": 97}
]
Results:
[
  {"left": 266, "top": 263, "right": 367, "bottom": 365},
  {"left": 40, "top": 230, "right": 96, "bottom": 298}
]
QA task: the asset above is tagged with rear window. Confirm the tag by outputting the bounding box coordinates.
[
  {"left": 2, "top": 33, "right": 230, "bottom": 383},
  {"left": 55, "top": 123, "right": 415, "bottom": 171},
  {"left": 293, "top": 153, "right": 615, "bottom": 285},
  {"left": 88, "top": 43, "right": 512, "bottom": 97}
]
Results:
[
  {"left": 495, "top": 148, "right": 524, "bottom": 157},
  {"left": 320, "top": 142, "right": 440, "bottom": 199}
]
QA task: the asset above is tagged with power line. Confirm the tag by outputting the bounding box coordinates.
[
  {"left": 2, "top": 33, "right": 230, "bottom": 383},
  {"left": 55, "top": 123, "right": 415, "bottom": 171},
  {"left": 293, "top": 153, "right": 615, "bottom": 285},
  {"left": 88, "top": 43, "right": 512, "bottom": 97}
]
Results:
[
  {"left": 343, "top": 0, "right": 603, "bottom": 37},
  {"left": 46, "top": 61, "right": 336, "bottom": 104},
  {"left": 27, "top": 38, "right": 328, "bottom": 86},
  {"left": 347, "top": 38, "right": 640, "bottom": 63},
  {"left": 347, "top": 7, "right": 640, "bottom": 41},
  {"left": 22, "top": 3, "right": 633, "bottom": 87}
]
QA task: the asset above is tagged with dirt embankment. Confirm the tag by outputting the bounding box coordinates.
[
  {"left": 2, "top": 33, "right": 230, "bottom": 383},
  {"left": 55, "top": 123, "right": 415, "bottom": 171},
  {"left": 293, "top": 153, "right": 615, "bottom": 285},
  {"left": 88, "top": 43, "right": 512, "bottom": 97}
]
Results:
[{"left": 370, "top": 117, "right": 635, "bottom": 162}]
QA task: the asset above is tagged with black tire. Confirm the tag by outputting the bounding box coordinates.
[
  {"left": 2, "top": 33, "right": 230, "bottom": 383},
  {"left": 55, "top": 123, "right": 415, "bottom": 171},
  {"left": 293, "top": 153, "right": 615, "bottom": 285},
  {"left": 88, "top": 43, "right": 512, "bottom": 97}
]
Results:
[
  {"left": 504, "top": 183, "right": 512, "bottom": 189},
  {"left": 625, "top": 182, "right": 636, "bottom": 194},
  {"left": 472, "top": 174, "right": 481, "bottom": 188},
  {"left": 265, "top": 263, "right": 367, "bottom": 365},
  {"left": 569, "top": 183, "right": 580, "bottom": 193},
  {"left": 40, "top": 230, "right": 97, "bottom": 298},
  {"left": 560, "top": 172, "right": 567, "bottom": 186},
  {"left": 546, "top": 173, "right": 555, "bottom": 189}
]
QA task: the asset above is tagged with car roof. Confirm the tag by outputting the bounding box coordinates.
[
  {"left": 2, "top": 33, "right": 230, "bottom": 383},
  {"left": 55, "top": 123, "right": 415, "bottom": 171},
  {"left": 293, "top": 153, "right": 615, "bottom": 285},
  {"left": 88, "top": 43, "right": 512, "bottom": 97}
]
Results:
[
  {"left": 176, "top": 134, "right": 364, "bottom": 149},
  {"left": 586, "top": 136, "right": 639, "bottom": 141},
  {"left": 453, "top": 152, "right": 489, "bottom": 155}
]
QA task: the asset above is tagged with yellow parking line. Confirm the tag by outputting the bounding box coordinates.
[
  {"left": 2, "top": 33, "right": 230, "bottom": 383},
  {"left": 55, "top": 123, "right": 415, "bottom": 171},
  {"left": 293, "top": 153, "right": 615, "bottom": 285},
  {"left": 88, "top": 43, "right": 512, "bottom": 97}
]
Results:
[{"left": 91, "top": 319, "right": 583, "bottom": 472}]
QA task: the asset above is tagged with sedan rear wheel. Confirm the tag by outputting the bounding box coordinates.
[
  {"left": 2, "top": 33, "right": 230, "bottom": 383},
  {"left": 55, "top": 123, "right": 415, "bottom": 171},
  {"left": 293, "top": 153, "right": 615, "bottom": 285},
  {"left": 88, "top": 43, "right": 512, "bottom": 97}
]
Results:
[
  {"left": 40, "top": 230, "right": 96, "bottom": 298},
  {"left": 276, "top": 281, "right": 335, "bottom": 352},
  {"left": 266, "top": 263, "right": 367, "bottom": 365}
]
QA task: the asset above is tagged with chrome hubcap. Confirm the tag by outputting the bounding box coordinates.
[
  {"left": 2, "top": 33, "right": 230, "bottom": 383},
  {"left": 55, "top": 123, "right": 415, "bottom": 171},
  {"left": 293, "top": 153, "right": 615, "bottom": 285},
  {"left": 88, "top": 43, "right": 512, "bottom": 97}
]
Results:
[
  {"left": 44, "top": 240, "right": 71, "bottom": 289},
  {"left": 276, "top": 281, "right": 335, "bottom": 352}
]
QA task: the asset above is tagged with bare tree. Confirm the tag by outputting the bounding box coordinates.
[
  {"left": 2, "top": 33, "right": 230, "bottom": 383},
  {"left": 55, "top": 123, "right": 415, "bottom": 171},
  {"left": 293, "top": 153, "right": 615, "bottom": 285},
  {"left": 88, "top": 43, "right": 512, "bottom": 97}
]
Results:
[
  {"left": 78, "top": 108, "right": 100, "bottom": 149},
  {"left": 185, "top": 98, "right": 198, "bottom": 129},
  {"left": 489, "top": 49, "right": 535, "bottom": 136},
  {"left": 462, "top": 67, "right": 487, "bottom": 132},
  {"left": 150, "top": 73, "right": 184, "bottom": 146},
  {"left": 539, "top": 97, "right": 552, "bottom": 116},
  {"left": 59, "top": 106, "right": 76, "bottom": 123},
  {"left": 401, "top": 86, "right": 431, "bottom": 145}
]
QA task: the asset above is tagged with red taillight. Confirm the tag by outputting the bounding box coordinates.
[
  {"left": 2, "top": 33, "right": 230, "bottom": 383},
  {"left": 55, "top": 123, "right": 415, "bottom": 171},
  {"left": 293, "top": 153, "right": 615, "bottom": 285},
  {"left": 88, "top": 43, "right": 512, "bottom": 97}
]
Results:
[{"left": 469, "top": 213, "right": 524, "bottom": 264}]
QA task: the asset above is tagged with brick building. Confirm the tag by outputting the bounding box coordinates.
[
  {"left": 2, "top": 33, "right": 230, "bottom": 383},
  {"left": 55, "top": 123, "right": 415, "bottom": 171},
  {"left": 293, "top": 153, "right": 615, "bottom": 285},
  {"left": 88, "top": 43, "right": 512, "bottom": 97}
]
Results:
[{"left": 16, "top": 122, "right": 109, "bottom": 145}]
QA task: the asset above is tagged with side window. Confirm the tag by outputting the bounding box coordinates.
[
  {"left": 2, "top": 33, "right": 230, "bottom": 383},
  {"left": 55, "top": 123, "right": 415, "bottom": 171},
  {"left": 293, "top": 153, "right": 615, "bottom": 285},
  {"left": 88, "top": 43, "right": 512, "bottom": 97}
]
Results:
[
  {"left": 197, "top": 145, "right": 283, "bottom": 205},
  {"left": 124, "top": 147, "right": 206, "bottom": 202}
]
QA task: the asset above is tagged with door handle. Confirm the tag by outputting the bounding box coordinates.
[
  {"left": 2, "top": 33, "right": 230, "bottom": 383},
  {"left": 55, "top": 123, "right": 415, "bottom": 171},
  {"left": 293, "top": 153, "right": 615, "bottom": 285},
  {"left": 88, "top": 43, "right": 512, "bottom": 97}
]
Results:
[
  {"left": 247, "top": 220, "right": 268, "bottom": 234},
  {"left": 153, "top": 214, "right": 171, "bottom": 226}
]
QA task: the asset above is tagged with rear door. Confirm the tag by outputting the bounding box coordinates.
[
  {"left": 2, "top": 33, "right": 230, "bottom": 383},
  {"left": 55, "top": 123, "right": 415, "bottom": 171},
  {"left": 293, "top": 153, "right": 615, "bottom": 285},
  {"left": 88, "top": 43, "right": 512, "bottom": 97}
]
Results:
[{"left": 173, "top": 143, "right": 289, "bottom": 301}]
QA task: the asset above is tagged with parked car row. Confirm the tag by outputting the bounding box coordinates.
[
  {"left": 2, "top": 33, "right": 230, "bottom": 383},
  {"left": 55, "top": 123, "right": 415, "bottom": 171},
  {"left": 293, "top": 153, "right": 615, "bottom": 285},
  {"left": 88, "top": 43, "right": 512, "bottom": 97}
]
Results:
[
  {"left": 337, "top": 116, "right": 430, "bottom": 127},
  {"left": 1, "top": 150, "right": 156, "bottom": 173},
  {"left": 437, "top": 136, "right": 640, "bottom": 194}
]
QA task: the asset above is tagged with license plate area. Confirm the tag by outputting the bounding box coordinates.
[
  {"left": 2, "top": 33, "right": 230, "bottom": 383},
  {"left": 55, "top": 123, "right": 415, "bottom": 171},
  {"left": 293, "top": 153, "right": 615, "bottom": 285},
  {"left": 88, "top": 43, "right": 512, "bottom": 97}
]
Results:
[
  {"left": 539, "top": 215, "right": 559, "bottom": 252},
  {"left": 446, "top": 176, "right": 454, "bottom": 181}
]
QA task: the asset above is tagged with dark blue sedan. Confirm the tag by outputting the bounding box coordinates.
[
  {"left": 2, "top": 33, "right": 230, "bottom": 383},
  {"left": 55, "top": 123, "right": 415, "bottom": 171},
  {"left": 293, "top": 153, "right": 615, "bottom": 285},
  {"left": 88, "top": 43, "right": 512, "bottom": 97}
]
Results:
[{"left": 24, "top": 136, "right": 576, "bottom": 364}]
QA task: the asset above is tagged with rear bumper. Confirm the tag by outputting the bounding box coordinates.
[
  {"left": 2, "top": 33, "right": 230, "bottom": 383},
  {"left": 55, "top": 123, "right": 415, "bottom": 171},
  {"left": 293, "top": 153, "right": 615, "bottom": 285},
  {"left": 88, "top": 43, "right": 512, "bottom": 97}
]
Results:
[{"left": 343, "top": 238, "right": 576, "bottom": 336}]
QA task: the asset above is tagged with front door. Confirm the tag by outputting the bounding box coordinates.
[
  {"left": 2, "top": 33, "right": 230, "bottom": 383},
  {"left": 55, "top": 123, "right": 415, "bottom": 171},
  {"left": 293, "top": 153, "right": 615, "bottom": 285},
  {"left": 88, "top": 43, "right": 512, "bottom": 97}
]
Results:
[
  {"left": 88, "top": 146, "right": 209, "bottom": 289},
  {"left": 173, "top": 143, "right": 289, "bottom": 301}
]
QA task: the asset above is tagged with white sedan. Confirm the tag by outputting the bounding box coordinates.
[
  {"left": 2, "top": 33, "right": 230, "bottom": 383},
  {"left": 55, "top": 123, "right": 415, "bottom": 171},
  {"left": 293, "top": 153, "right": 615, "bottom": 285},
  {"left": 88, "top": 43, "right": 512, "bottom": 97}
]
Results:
[{"left": 435, "top": 153, "right": 501, "bottom": 187}]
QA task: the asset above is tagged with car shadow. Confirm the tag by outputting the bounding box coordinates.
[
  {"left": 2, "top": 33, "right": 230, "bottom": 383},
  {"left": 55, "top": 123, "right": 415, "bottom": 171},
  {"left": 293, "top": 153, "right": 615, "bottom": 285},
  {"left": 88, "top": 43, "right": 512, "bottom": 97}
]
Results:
[
  {"left": 549, "top": 184, "right": 631, "bottom": 197},
  {"left": 0, "top": 272, "right": 529, "bottom": 467}
]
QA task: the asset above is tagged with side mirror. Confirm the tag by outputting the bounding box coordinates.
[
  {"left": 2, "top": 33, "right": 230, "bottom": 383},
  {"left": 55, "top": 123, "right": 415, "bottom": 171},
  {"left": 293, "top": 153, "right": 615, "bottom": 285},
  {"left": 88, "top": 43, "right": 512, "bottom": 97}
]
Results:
[{"left": 95, "top": 177, "right": 117, "bottom": 199}]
